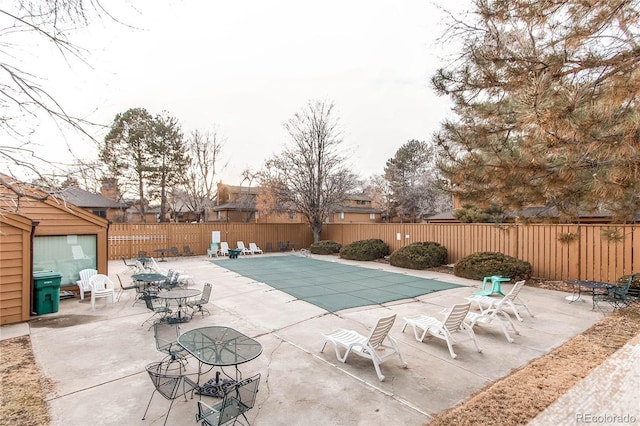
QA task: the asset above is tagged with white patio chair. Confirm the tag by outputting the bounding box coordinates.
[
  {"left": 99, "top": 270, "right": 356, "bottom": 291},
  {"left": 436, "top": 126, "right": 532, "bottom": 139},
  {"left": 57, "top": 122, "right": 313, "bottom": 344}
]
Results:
[
  {"left": 249, "top": 242, "right": 263, "bottom": 254},
  {"left": 402, "top": 302, "right": 482, "bottom": 359},
  {"left": 466, "top": 280, "right": 533, "bottom": 322},
  {"left": 219, "top": 242, "right": 230, "bottom": 256},
  {"left": 236, "top": 241, "right": 251, "bottom": 255},
  {"left": 464, "top": 292, "right": 521, "bottom": 343},
  {"left": 150, "top": 257, "right": 168, "bottom": 275},
  {"left": 320, "top": 314, "right": 407, "bottom": 381},
  {"left": 88, "top": 274, "right": 115, "bottom": 310},
  {"left": 76, "top": 268, "right": 97, "bottom": 300}
]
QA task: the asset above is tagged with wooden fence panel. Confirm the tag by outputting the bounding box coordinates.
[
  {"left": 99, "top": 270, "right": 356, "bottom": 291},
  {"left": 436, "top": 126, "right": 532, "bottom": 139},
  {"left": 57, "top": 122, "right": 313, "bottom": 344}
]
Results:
[
  {"left": 321, "top": 223, "right": 639, "bottom": 282},
  {"left": 108, "top": 223, "right": 314, "bottom": 260},
  {"left": 109, "top": 222, "right": 639, "bottom": 282}
]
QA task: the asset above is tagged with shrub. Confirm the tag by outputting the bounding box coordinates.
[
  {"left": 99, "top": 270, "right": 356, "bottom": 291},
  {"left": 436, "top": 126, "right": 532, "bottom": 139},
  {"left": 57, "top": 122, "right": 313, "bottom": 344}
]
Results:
[
  {"left": 339, "top": 239, "right": 389, "bottom": 261},
  {"left": 389, "top": 242, "right": 448, "bottom": 270},
  {"left": 454, "top": 251, "right": 532, "bottom": 281},
  {"left": 309, "top": 240, "right": 342, "bottom": 255}
]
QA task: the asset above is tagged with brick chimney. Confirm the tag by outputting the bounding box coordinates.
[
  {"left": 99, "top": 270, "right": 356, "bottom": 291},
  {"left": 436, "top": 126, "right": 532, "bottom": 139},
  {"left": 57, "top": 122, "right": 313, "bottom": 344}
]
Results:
[{"left": 101, "top": 178, "right": 119, "bottom": 201}]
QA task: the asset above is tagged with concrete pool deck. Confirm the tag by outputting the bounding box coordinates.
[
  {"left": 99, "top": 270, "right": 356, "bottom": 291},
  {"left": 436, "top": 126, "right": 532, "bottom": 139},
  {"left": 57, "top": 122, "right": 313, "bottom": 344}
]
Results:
[{"left": 1, "top": 253, "right": 635, "bottom": 425}]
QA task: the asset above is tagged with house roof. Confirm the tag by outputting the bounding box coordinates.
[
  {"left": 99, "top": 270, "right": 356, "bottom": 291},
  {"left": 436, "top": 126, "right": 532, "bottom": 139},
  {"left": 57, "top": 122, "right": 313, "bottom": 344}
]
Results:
[
  {"left": 346, "top": 193, "right": 373, "bottom": 201},
  {"left": 0, "top": 174, "right": 109, "bottom": 228},
  {"left": 425, "top": 205, "right": 640, "bottom": 222},
  {"left": 221, "top": 184, "right": 261, "bottom": 195},
  {"left": 57, "top": 186, "right": 128, "bottom": 209},
  {"left": 335, "top": 206, "right": 381, "bottom": 214},
  {"left": 211, "top": 203, "right": 257, "bottom": 212}
]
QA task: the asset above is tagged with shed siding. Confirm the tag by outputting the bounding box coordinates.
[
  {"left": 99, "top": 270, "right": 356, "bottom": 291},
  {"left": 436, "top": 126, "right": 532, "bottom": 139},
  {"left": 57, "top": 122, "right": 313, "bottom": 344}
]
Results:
[
  {"left": 1, "top": 178, "right": 109, "bottom": 324},
  {"left": 6, "top": 195, "right": 109, "bottom": 279},
  {"left": 0, "top": 214, "right": 32, "bottom": 325}
]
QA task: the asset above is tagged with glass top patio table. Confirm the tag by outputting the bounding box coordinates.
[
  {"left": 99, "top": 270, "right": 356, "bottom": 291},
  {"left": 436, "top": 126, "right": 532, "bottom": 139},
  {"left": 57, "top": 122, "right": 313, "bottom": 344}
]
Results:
[
  {"left": 131, "top": 273, "right": 167, "bottom": 283},
  {"left": 156, "top": 288, "right": 201, "bottom": 323},
  {"left": 156, "top": 288, "right": 201, "bottom": 300},
  {"left": 566, "top": 280, "right": 613, "bottom": 308},
  {"left": 178, "top": 326, "right": 263, "bottom": 367}
]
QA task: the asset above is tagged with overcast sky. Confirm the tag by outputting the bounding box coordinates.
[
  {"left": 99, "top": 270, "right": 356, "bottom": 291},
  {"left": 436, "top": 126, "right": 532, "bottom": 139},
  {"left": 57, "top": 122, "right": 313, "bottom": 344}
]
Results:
[{"left": 21, "top": 0, "right": 464, "bottom": 186}]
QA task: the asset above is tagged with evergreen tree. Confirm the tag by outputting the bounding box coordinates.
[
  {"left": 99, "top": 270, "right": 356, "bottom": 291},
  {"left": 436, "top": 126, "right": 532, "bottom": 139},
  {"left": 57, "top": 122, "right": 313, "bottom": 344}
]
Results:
[
  {"left": 101, "top": 108, "right": 155, "bottom": 222},
  {"left": 433, "top": 0, "right": 640, "bottom": 223}
]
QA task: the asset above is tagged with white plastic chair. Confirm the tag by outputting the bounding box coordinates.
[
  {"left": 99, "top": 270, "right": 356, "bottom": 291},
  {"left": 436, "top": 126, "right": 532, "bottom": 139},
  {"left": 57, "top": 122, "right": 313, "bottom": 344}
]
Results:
[
  {"left": 219, "top": 242, "right": 230, "bottom": 256},
  {"left": 321, "top": 314, "right": 407, "bottom": 381},
  {"left": 464, "top": 290, "right": 521, "bottom": 343},
  {"left": 88, "top": 274, "right": 115, "bottom": 310},
  {"left": 76, "top": 268, "right": 97, "bottom": 300},
  {"left": 249, "top": 243, "right": 263, "bottom": 254},
  {"left": 466, "top": 280, "right": 533, "bottom": 321},
  {"left": 402, "top": 302, "right": 482, "bottom": 359},
  {"left": 236, "top": 241, "right": 251, "bottom": 255}
]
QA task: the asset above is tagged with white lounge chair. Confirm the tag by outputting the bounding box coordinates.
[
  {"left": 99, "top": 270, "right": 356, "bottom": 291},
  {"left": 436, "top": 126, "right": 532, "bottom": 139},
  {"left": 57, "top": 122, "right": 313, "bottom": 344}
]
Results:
[
  {"left": 220, "top": 242, "right": 230, "bottom": 256},
  {"left": 76, "top": 268, "right": 97, "bottom": 300},
  {"left": 249, "top": 242, "right": 263, "bottom": 254},
  {"left": 321, "top": 314, "right": 407, "bottom": 381},
  {"left": 402, "top": 302, "right": 482, "bottom": 359},
  {"left": 88, "top": 274, "right": 115, "bottom": 310},
  {"left": 150, "top": 257, "right": 168, "bottom": 275},
  {"left": 464, "top": 290, "right": 521, "bottom": 343},
  {"left": 466, "top": 280, "right": 533, "bottom": 322},
  {"left": 236, "top": 241, "right": 251, "bottom": 255}
]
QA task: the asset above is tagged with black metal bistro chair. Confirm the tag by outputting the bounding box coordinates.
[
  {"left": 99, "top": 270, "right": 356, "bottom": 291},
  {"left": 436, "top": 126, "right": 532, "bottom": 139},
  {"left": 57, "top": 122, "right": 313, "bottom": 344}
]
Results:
[
  {"left": 196, "top": 374, "right": 261, "bottom": 426},
  {"left": 188, "top": 283, "right": 212, "bottom": 318},
  {"left": 142, "top": 361, "right": 199, "bottom": 426}
]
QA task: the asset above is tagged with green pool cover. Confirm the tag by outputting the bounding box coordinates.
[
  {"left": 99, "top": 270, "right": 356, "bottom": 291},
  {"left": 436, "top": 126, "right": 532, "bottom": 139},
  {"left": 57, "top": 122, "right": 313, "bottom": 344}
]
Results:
[{"left": 211, "top": 256, "right": 462, "bottom": 312}]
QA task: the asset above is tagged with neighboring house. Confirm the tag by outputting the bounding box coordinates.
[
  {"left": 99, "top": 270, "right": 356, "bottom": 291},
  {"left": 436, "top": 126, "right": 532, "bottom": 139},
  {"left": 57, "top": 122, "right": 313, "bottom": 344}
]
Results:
[
  {"left": 56, "top": 186, "right": 129, "bottom": 222},
  {"left": 124, "top": 203, "right": 160, "bottom": 223},
  {"left": 326, "top": 194, "right": 382, "bottom": 223},
  {"left": 425, "top": 195, "right": 640, "bottom": 223},
  {"left": 167, "top": 199, "right": 199, "bottom": 223},
  {"left": 0, "top": 174, "right": 109, "bottom": 324},
  {"left": 209, "top": 182, "right": 262, "bottom": 223},
  {"left": 209, "top": 182, "right": 381, "bottom": 223}
]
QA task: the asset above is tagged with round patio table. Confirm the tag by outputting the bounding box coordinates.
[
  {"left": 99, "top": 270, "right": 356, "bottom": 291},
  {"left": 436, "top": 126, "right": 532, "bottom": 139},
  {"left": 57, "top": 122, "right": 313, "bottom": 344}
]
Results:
[
  {"left": 131, "top": 272, "right": 167, "bottom": 283},
  {"left": 131, "top": 272, "right": 167, "bottom": 293},
  {"left": 178, "top": 326, "right": 262, "bottom": 396},
  {"left": 156, "top": 288, "right": 201, "bottom": 323}
]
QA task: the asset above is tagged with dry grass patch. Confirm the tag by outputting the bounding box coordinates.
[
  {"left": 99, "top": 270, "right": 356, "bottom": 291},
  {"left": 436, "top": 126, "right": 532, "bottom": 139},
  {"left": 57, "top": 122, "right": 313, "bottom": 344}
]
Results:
[
  {"left": 0, "top": 336, "right": 52, "bottom": 426},
  {"left": 429, "top": 304, "right": 640, "bottom": 426}
]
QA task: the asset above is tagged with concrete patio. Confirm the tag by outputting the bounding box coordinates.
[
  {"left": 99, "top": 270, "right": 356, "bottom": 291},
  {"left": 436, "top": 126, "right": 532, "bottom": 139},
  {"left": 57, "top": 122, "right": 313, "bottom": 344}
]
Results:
[{"left": 1, "top": 253, "right": 611, "bottom": 425}]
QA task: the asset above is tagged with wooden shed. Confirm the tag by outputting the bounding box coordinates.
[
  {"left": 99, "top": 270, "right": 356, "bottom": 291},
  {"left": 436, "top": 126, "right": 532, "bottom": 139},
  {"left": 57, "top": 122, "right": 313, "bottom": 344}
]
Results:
[
  {"left": 0, "top": 213, "right": 33, "bottom": 325},
  {"left": 0, "top": 175, "right": 109, "bottom": 324}
]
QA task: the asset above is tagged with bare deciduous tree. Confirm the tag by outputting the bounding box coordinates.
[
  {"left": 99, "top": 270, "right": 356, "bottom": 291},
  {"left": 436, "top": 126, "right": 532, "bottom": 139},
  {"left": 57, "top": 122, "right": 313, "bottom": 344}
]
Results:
[
  {"left": 261, "top": 100, "right": 358, "bottom": 242},
  {"left": 0, "top": 1, "right": 126, "bottom": 211},
  {"left": 0, "top": 1, "right": 115, "bottom": 177},
  {"left": 181, "top": 129, "right": 226, "bottom": 222}
]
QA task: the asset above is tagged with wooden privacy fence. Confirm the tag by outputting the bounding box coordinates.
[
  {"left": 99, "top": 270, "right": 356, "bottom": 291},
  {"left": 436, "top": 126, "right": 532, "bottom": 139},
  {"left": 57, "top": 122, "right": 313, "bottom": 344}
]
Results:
[
  {"left": 108, "top": 223, "right": 314, "bottom": 261},
  {"left": 108, "top": 222, "right": 640, "bottom": 282},
  {"left": 321, "top": 223, "right": 640, "bottom": 282}
]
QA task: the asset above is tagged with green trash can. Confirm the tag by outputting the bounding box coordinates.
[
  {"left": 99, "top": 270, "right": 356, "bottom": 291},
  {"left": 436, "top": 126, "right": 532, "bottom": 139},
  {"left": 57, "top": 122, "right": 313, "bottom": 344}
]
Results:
[{"left": 33, "top": 271, "right": 62, "bottom": 315}]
